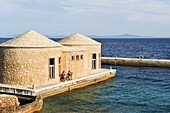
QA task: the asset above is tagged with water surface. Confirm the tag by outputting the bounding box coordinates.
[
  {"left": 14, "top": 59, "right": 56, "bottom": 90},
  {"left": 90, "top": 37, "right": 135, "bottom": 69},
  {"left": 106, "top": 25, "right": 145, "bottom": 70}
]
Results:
[{"left": 0, "top": 38, "right": 170, "bottom": 113}]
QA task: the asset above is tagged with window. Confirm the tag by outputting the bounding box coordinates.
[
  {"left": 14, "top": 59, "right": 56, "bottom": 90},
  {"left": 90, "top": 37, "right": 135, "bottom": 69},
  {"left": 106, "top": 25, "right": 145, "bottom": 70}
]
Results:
[
  {"left": 80, "top": 55, "right": 83, "bottom": 60},
  {"left": 93, "top": 54, "right": 96, "bottom": 59},
  {"left": 92, "top": 53, "right": 96, "bottom": 69},
  {"left": 99, "top": 53, "right": 101, "bottom": 68},
  {"left": 49, "top": 58, "right": 55, "bottom": 79},
  {"left": 59, "top": 57, "right": 61, "bottom": 75},
  {"left": 72, "top": 56, "right": 75, "bottom": 61},
  {"left": 76, "top": 55, "right": 79, "bottom": 60},
  {"left": 50, "top": 58, "right": 54, "bottom": 65},
  {"left": 59, "top": 57, "right": 61, "bottom": 64}
]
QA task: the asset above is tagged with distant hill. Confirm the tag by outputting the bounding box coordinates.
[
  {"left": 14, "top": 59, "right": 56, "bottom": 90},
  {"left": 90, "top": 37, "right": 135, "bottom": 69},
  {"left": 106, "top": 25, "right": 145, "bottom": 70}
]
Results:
[
  {"left": 46, "top": 34, "right": 159, "bottom": 38},
  {"left": 1, "top": 34, "right": 169, "bottom": 38},
  {"left": 88, "top": 34, "right": 153, "bottom": 38},
  {"left": 45, "top": 34, "right": 153, "bottom": 38}
]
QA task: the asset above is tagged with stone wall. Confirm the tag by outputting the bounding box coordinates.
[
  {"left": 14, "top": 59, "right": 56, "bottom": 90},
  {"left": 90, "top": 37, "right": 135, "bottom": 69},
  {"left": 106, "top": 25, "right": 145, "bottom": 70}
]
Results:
[
  {"left": 0, "top": 47, "right": 62, "bottom": 86},
  {"left": 62, "top": 50, "right": 88, "bottom": 79},
  {"left": 0, "top": 94, "right": 20, "bottom": 113},
  {"left": 65, "top": 45, "right": 101, "bottom": 75}
]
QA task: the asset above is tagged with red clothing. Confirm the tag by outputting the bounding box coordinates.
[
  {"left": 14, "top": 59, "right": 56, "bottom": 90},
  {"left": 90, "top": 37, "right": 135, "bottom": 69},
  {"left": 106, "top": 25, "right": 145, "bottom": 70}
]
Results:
[
  {"left": 62, "top": 73, "right": 66, "bottom": 76},
  {"left": 62, "top": 73, "right": 65, "bottom": 76}
]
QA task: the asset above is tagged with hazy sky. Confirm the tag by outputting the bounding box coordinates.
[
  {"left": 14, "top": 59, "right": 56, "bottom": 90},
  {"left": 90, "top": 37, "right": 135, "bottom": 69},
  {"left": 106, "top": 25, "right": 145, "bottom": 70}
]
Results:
[{"left": 0, "top": 0, "right": 170, "bottom": 37}]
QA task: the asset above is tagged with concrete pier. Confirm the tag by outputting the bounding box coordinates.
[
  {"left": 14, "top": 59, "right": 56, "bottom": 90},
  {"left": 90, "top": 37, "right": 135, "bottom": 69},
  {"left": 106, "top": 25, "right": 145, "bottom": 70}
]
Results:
[
  {"left": 0, "top": 69, "right": 116, "bottom": 98},
  {"left": 0, "top": 69, "right": 116, "bottom": 112},
  {"left": 101, "top": 57, "right": 170, "bottom": 68}
]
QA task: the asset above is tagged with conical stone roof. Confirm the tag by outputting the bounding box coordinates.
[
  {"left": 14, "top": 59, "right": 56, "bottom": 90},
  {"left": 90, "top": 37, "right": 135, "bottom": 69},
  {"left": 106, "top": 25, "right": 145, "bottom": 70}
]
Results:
[
  {"left": 61, "top": 46, "right": 86, "bottom": 52},
  {"left": 58, "top": 33, "right": 101, "bottom": 45},
  {"left": 0, "top": 30, "right": 62, "bottom": 48}
]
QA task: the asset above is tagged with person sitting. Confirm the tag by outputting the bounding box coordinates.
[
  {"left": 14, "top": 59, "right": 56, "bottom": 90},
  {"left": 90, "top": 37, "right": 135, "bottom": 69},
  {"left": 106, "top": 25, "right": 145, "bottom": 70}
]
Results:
[
  {"left": 62, "top": 71, "right": 67, "bottom": 81},
  {"left": 59, "top": 74, "right": 64, "bottom": 82},
  {"left": 68, "top": 71, "right": 72, "bottom": 80}
]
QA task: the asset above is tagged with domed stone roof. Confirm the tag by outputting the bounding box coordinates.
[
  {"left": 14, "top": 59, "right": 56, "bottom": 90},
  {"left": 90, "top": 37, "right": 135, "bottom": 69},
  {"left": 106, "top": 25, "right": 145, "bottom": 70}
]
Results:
[
  {"left": 58, "top": 33, "right": 101, "bottom": 45},
  {"left": 0, "top": 30, "right": 62, "bottom": 48},
  {"left": 61, "top": 46, "right": 86, "bottom": 52}
]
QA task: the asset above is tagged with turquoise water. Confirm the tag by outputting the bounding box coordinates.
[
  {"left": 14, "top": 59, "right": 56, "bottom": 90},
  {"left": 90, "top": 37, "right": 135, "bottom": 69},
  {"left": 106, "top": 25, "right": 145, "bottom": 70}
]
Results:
[{"left": 36, "top": 66, "right": 170, "bottom": 113}]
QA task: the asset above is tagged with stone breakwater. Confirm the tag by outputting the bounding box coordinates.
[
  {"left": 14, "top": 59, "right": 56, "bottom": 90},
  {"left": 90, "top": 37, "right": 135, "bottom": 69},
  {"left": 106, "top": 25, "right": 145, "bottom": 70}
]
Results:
[{"left": 101, "top": 57, "right": 170, "bottom": 68}]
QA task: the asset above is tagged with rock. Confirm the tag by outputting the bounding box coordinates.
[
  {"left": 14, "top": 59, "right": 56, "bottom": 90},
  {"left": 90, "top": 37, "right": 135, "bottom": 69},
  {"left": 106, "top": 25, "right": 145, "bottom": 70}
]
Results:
[{"left": 0, "top": 94, "right": 21, "bottom": 113}]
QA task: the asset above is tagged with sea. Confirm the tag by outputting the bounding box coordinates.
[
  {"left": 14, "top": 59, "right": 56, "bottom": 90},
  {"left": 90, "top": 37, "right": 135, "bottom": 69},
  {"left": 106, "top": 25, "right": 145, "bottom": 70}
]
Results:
[{"left": 0, "top": 38, "right": 170, "bottom": 113}]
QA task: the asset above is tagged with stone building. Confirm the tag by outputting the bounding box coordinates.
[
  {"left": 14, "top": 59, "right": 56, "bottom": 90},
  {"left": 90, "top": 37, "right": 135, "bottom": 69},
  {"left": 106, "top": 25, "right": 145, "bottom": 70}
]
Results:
[
  {"left": 0, "top": 30, "right": 101, "bottom": 87},
  {"left": 58, "top": 33, "right": 101, "bottom": 75}
]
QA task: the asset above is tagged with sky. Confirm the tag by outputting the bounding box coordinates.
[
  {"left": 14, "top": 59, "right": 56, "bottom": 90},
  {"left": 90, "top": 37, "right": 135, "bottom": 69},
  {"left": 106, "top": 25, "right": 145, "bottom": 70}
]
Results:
[{"left": 0, "top": 0, "right": 170, "bottom": 37}]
